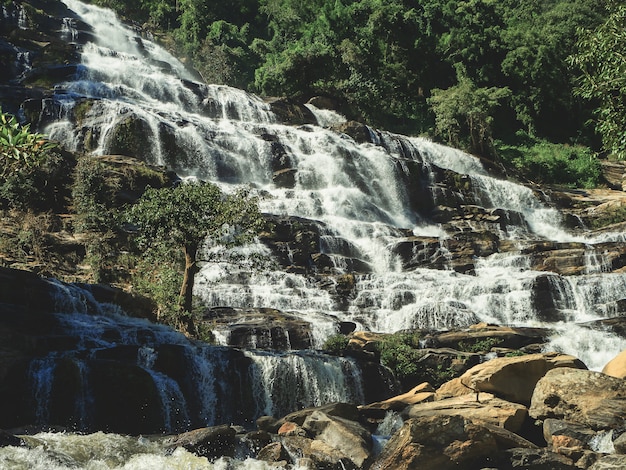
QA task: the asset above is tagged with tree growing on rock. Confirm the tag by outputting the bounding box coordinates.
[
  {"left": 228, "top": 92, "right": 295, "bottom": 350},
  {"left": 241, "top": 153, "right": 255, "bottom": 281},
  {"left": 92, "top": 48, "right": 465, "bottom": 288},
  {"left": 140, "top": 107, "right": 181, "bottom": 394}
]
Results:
[{"left": 126, "top": 181, "right": 263, "bottom": 334}]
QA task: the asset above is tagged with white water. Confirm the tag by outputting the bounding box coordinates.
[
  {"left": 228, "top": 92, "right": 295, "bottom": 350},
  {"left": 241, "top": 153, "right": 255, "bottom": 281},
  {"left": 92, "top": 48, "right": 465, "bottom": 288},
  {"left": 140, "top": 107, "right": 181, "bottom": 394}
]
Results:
[
  {"left": 44, "top": 0, "right": 626, "bottom": 373},
  {"left": 0, "top": 432, "right": 299, "bottom": 470}
]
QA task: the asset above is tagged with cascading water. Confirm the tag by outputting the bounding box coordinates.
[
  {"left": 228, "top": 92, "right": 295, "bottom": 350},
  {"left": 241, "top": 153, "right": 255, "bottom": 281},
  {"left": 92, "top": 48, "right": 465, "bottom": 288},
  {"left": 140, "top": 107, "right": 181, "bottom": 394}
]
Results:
[
  {"left": 38, "top": 0, "right": 626, "bottom": 371},
  {"left": 3, "top": 0, "right": 626, "bottom": 467}
]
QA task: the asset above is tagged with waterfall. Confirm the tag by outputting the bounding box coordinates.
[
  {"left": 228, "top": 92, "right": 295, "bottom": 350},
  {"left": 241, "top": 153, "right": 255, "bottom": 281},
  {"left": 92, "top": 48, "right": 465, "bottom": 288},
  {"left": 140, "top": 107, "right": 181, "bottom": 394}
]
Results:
[{"left": 42, "top": 0, "right": 626, "bottom": 373}]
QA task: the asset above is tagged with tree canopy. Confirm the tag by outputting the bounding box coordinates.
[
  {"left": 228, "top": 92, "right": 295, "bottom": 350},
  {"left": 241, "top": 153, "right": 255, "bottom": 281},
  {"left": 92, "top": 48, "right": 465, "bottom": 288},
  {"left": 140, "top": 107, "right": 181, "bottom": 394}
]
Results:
[
  {"left": 90, "top": 0, "right": 622, "bottom": 160},
  {"left": 125, "top": 181, "right": 263, "bottom": 332}
]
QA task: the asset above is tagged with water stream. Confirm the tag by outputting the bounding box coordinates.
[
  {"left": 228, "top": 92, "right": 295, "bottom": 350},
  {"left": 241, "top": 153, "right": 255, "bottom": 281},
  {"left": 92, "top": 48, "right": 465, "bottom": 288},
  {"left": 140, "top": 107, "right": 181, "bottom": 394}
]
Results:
[
  {"left": 2, "top": 0, "right": 626, "bottom": 466},
  {"left": 44, "top": 0, "right": 626, "bottom": 372}
]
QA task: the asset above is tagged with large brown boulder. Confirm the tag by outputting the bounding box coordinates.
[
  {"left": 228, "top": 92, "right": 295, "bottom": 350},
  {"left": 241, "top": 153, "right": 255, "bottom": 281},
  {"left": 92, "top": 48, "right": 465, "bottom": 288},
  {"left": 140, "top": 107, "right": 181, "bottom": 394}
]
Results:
[
  {"left": 280, "top": 435, "right": 357, "bottom": 470},
  {"left": 530, "top": 368, "right": 626, "bottom": 430},
  {"left": 437, "top": 352, "right": 586, "bottom": 405},
  {"left": 602, "top": 349, "right": 626, "bottom": 378},
  {"left": 302, "top": 411, "right": 373, "bottom": 468},
  {"left": 402, "top": 392, "right": 528, "bottom": 433},
  {"left": 360, "top": 382, "right": 435, "bottom": 413},
  {"left": 370, "top": 414, "right": 498, "bottom": 470}
]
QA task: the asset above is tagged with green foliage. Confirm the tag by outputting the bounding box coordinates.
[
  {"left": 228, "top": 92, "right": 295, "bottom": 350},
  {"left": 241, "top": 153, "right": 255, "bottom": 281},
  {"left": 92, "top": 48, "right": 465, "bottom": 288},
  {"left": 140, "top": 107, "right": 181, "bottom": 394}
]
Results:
[
  {"left": 90, "top": 0, "right": 614, "bottom": 150},
  {"left": 72, "top": 157, "right": 119, "bottom": 233},
  {"left": 0, "top": 109, "right": 58, "bottom": 175},
  {"left": 125, "top": 181, "right": 263, "bottom": 328},
  {"left": 457, "top": 336, "right": 503, "bottom": 353},
  {"left": 428, "top": 71, "right": 511, "bottom": 157},
  {"left": 126, "top": 182, "right": 263, "bottom": 253},
  {"left": 496, "top": 133, "right": 602, "bottom": 188},
  {"left": 322, "top": 333, "right": 349, "bottom": 354},
  {"left": 132, "top": 243, "right": 189, "bottom": 328},
  {"left": 569, "top": 1, "right": 626, "bottom": 159},
  {"left": 377, "top": 331, "right": 423, "bottom": 383},
  {"left": 0, "top": 110, "right": 69, "bottom": 211}
]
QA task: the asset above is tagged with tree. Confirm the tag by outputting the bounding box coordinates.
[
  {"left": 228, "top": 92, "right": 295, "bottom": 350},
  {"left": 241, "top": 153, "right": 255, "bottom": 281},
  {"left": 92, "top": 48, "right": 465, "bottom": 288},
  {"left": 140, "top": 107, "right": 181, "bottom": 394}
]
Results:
[
  {"left": 428, "top": 71, "right": 511, "bottom": 157},
  {"left": 569, "top": 1, "right": 626, "bottom": 159},
  {"left": 126, "top": 181, "right": 263, "bottom": 334}
]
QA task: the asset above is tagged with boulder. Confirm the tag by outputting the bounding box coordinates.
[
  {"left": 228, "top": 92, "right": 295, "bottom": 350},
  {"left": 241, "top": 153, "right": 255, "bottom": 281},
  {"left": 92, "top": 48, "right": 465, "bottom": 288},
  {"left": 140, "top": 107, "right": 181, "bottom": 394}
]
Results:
[
  {"left": 530, "top": 368, "right": 626, "bottom": 430},
  {"left": 302, "top": 411, "right": 372, "bottom": 468},
  {"left": 162, "top": 425, "right": 237, "bottom": 460},
  {"left": 496, "top": 448, "right": 577, "bottom": 470},
  {"left": 438, "top": 352, "right": 586, "bottom": 405},
  {"left": 402, "top": 392, "right": 528, "bottom": 433},
  {"left": 429, "top": 323, "right": 550, "bottom": 351},
  {"left": 360, "top": 382, "right": 435, "bottom": 413},
  {"left": 589, "top": 455, "right": 626, "bottom": 470},
  {"left": 602, "top": 349, "right": 626, "bottom": 378},
  {"left": 256, "top": 441, "right": 289, "bottom": 464},
  {"left": 266, "top": 97, "right": 317, "bottom": 125},
  {"left": 279, "top": 403, "right": 360, "bottom": 428},
  {"left": 281, "top": 435, "right": 357, "bottom": 470},
  {"left": 614, "top": 432, "right": 626, "bottom": 454},
  {"left": 542, "top": 419, "right": 597, "bottom": 449},
  {"left": 277, "top": 421, "right": 307, "bottom": 437},
  {"left": 0, "top": 430, "right": 24, "bottom": 447},
  {"left": 370, "top": 414, "right": 498, "bottom": 470}
]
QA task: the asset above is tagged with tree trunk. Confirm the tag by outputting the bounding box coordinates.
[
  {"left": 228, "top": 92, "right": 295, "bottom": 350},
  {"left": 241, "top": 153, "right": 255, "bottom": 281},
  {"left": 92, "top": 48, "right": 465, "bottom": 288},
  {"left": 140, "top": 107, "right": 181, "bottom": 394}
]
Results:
[{"left": 179, "top": 242, "right": 199, "bottom": 335}]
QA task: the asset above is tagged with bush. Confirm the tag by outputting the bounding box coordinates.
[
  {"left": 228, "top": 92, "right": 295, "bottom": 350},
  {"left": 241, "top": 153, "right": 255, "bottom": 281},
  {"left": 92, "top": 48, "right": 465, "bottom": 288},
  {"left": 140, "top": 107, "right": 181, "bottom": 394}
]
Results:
[
  {"left": 496, "top": 133, "right": 602, "bottom": 188},
  {"left": 377, "top": 332, "right": 423, "bottom": 384},
  {"left": 0, "top": 109, "right": 70, "bottom": 211},
  {"left": 72, "top": 157, "right": 120, "bottom": 232},
  {"left": 322, "top": 334, "right": 349, "bottom": 354}
]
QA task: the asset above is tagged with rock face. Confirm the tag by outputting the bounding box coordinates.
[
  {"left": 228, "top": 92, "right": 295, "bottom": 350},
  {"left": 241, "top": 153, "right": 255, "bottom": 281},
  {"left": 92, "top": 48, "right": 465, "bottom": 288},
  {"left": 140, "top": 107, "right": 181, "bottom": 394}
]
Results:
[
  {"left": 530, "top": 368, "right": 626, "bottom": 430},
  {"left": 370, "top": 414, "right": 498, "bottom": 470}
]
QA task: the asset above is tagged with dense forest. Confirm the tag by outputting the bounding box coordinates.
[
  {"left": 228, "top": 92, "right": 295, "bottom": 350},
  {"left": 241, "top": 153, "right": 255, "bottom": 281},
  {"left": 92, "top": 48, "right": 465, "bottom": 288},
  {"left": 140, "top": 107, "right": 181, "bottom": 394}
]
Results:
[{"left": 82, "top": 0, "right": 625, "bottom": 186}]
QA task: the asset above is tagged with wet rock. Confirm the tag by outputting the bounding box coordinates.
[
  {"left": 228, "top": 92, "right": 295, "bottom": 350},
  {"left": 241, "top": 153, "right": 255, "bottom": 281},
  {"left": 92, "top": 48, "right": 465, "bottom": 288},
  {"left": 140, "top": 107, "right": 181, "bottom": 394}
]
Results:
[
  {"left": 496, "top": 448, "right": 577, "bottom": 470},
  {"left": 437, "top": 352, "right": 586, "bottom": 405},
  {"left": 581, "top": 317, "right": 626, "bottom": 340},
  {"left": 257, "top": 441, "right": 290, "bottom": 464},
  {"left": 429, "top": 323, "right": 550, "bottom": 351},
  {"left": 602, "top": 349, "right": 626, "bottom": 378},
  {"left": 332, "top": 121, "right": 372, "bottom": 143},
  {"left": 273, "top": 168, "right": 297, "bottom": 188},
  {"left": 202, "top": 307, "right": 314, "bottom": 350},
  {"left": 256, "top": 415, "right": 281, "bottom": 434},
  {"left": 542, "top": 419, "right": 597, "bottom": 449},
  {"left": 588, "top": 454, "right": 626, "bottom": 470},
  {"left": 266, "top": 97, "right": 317, "bottom": 125},
  {"left": 370, "top": 414, "right": 498, "bottom": 470},
  {"left": 530, "top": 368, "right": 626, "bottom": 430},
  {"left": 88, "top": 359, "right": 164, "bottom": 434},
  {"left": 302, "top": 411, "right": 372, "bottom": 468},
  {"left": 163, "top": 425, "right": 237, "bottom": 459},
  {"left": 0, "top": 430, "right": 25, "bottom": 447}
]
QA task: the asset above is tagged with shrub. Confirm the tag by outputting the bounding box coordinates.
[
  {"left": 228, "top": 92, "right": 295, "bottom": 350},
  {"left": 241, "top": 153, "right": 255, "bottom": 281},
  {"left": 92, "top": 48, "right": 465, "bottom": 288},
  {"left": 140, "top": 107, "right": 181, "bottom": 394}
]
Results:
[
  {"left": 496, "top": 133, "right": 601, "bottom": 188},
  {"left": 377, "top": 331, "right": 423, "bottom": 384},
  {"left": 71, "top": 157, "right": 120, "bottom": 232},
  {"left": 0, "top": 109, "right": 70, "bottom": 211},
  {"left": 322, "top": 334, "right": 349, "bottom": 354}
]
